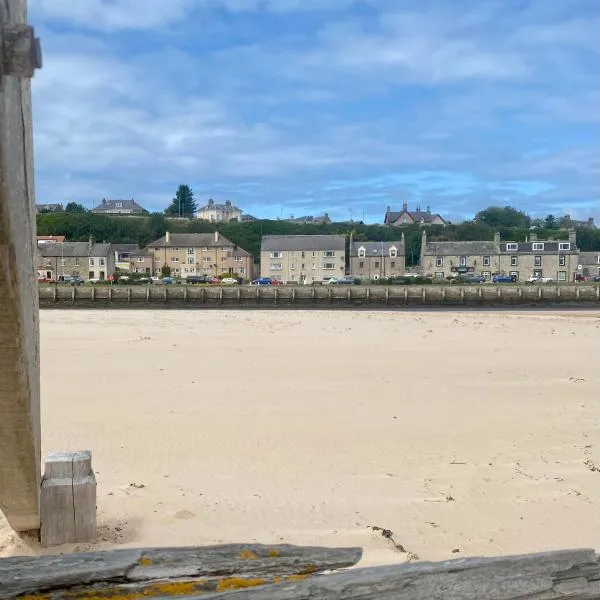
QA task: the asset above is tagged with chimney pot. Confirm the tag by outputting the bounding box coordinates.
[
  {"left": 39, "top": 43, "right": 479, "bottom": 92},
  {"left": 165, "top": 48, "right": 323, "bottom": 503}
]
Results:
[
  {"left": 402, "top": 202, "right": 408, "bottom": 212},
  {"left": 165, "top": 231, "right": 170, "bottom": 244},
  {"left": 214, "top": 231, "right": 219, "bottom": 243}
]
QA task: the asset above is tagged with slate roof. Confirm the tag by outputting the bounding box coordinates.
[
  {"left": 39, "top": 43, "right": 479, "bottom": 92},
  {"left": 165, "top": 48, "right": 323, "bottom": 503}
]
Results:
[
  {"left": 577, "top": 252, "right": 600, "bottom": 266},
  {"left": 500, "top": 241, "right": 577, "bottom": 254},
  {"left": 39, "top": 242, "right": 112, "bottom": 257},
  {"left": 351, "top": 241, "right": 405, "bottom": 256},
  {"left": 112, "top": 244, "right": 140, "bottom": 254},
  {"left": 199, "top": 199, "right": 240, "bottom": 211},
  {"left": 36, "top": 203, "right": 63, "bottom": 212},
  {"left": 262, "top": 235, "right": 345, "bottom": 252},
  {"left": 148, "top": 233, "right": 250, "bottom": 255},
  {"left": 386, "top": 209, "right": 445, "bottom": 225},
  {"left": 92, "top": 199, "right": 145, "bottom": 212},
  {"left": 424, "top": 241, "right": 499, "bottom": 256}
]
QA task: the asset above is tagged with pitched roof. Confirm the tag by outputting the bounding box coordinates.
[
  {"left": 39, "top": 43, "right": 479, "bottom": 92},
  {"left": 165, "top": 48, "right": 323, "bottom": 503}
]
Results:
[
  {"left": 351, "top": 241, "right": 404, "bottom": 256},
  {"left": 262, "top": 235, "right": 345, "bottom": 252},
  {"left": 92, "top": 199, "right": 145, "bottom": 212},
  {"left": 198, "top": 199, "right": 240, "bottom": 211},
  {"left": 112, "top": 244, "right": 140, "bottom": 253},
  {"left": 500, "top": 241, "right": 577, "bottom": 253},
  {"left": 424, "top": 241, "right": 499, "bottom": 256},
  {"left": 39, "top": 242, "right": 112, "bottom": 257},
  {"left": 579, "top": 251, "right": 600, "bottom": 265},
  {"left": 385, "top": 208, "right": 445, "bottom": 224},
  {"left": 147, "top": 233, "right": 250, "bottom": 255}
]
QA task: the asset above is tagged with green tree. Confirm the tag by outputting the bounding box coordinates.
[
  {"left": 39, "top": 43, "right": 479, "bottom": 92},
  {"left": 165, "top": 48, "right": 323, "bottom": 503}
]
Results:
[
  {"left": 65, "top": 202, "right": 87, "bottom": 213},
  {"left": 544, "top": 214, "right": 557, "bottom": 229},
  {"left": 474, "top": 206, "right": 531, "bottom": 230},
  {"left": 161, "top": 264, "right": 171, "bottom": 277},
  {"left": 165, "top": 184, "right": 196, "bottom": 218}
]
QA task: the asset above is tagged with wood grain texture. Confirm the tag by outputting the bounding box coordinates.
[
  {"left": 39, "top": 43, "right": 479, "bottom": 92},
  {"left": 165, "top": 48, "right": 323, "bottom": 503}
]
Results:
[
  {"left": 0, "top": 544, "right": 362, "bottom": 598},
  {"left": 0, "top": 0, "right": 41, "bottom": 532}
]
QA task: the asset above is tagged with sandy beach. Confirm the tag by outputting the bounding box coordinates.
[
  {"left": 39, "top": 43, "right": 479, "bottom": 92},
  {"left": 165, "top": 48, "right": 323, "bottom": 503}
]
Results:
[{"left": 1, "top": 309, "right": 599, "bottom": 566}]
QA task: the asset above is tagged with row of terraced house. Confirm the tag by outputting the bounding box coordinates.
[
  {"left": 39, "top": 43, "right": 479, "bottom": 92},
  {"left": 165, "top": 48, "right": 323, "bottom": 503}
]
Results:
[{"left": 36, "top": 230, "right": 600, "bottom": 283}]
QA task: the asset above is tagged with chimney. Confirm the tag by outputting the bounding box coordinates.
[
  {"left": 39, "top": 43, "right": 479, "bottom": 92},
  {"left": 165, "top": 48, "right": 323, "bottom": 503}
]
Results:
[
  {"left": 589, "top": 217, "right": 594, "bottom": 226},
  {"left": 568, "top": 228, "right": 576, "bottom": 244},
  {"left": 165, "top": 231, "right": 170, "bottom": 244},
  {"left": 386, "top": 205, "right": 391, "bottom": 213},
  {"left": 214, "top": 231, "right": 219, "bottom": 243},
  {"left": 426, "top": 206, "right": 431, "bottom": 213},
  {"left": 402, "top": 202, "right": 408, "bottom": 212},
  {"left": 88, "top": 235, "right": 93, "bottom": 252},
  {"left": 530, "top": 232, "right": 538, "bottom": 242},
  {"left": 494, "top": 232, "right": 501, "bottom": 245}
]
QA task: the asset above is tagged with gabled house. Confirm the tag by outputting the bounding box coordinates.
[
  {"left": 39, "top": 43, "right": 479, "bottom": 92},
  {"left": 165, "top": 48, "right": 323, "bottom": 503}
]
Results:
[
  {"left": 195, "top": 199, "right": 242, "bottom": 222},
  {"left": 91, "top": 198, "right": 146, "bottom": 215},
  {"left": 286, "top": 213, "right": 332, "bottom": 225},
  {"left": 350, "top": 239, "right": 405, "bottom": 280},
  {"left": 261, "top": 235, "right": 345, "bottom": 284},
  {"left": 36, "top": 203, "right": 63, "bottom": 213},
  {"left": 385, "top": 204, "right": 446, "bottom": 227},
  {"left": 146, "top": 231, "right": 252, "bottom": 279}
]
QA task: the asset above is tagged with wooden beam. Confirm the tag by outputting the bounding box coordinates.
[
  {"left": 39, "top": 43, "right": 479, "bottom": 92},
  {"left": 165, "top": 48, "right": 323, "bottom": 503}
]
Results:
[{"left": 0, "top": 0, "right": 42, "bottom": 532}]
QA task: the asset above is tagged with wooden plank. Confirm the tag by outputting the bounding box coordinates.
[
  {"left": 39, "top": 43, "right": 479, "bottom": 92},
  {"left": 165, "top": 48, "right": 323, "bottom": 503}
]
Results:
[
  {"left": 0, "top": 0, "right": 41, "bottom": 532},
  {"left": 0, "top": 544, "right": 362, "bottom": 598}
]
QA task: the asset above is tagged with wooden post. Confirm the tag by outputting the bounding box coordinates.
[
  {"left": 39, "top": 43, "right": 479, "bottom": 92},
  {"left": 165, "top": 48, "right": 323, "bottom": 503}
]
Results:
[
  {"left": 404, "top": 287, "right": 408, "bottom": 304},
  {"left": 127, "top": 286, "right": 132, "bottom": 304},
  {"left": 274, "top": 287, "right": 278, "bottom": 305},
  {"left": 91, "top": 285, "right": 96, "bottom": 302},
  {"left": 40, "top": 451, "right": 96, "bottom": 547},
  {"left": 460, "top": 287, "right": 465, "bottom": 304},
  {"left": 291, "top": 287, "right": 296, "bottom": 304},
  {"left": 422, "top": 287, "right": 426, "bottom": 304},
  {"left": 365, "top": 286, "right": 370, "bottom": 304},
  {"left": 108, "top": 286, "right": 113, "bottom": 302},
  {"left": 385, "top": 287, "right": 389, "bottom": 305},
  {"left": 0, "top": 0, "right": 43, "bottom": 532}
]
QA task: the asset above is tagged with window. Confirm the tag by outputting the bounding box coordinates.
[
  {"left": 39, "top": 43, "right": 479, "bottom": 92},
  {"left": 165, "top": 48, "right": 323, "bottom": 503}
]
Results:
[
  {"left": 390, "top": 261, "right": 396, "bottom": 268},
  {"left": 558, "top": 271, "right": 567, "bottom": 281},
  {"left": 435, "top": 272, "right": 444, "bottom": 279},
  {"left": 270, "top": 263, "right": 282, "bottom": 271},
  {"left": 459, "top": 256, "right": 467, "bottom": 266},
  {"left": 99, "top": 258, "right": 105, "bottom": 267},
  {"left": 173, "top": 268, "right": 180, "bottom": 274},
  {"left": 532, "top": 243, "right": 544, "bottom": 251},
  {"left": 435, "top": 257, "right": 444, "bottom": 267},
  {"left": 173, "top": 247, "right": 179, "bottom": 251},
  {"left": 312, "top": 252, "right": 316, "bottom": 257},
  {"left": 171, "top": 257, "right": 179, "bottom": 263},
  {"left": 233, "top": 256, "right": 243, "bottom": 262},
  {"left": 270, "top": 252, "right": 282, "bottom": 258},
  {"left": 290, "top": 264, "right": 296, "bottom": 270},
  {"left": 75, "top": 258, "right": 80, "bottom": 267},
  {"left": 203, "top": 257, "right": 212, "bottom": 263},
  {"left": 511, "top": 256, "right": 518, "bottom": 267},
  {"left": 322, "top": 263, "right": 336, "bottom": 270},
  {"left": 301, "top": 251, "right": 305, "bottom": 258},
  {"left": 482, "top": 271, "right": 491, "bottom": 280},
  {"left": 509, "top": 271, "right": 519, "bottom": 281},
  {"left": 506, "top": 243, "right": 518, "bottom": 251},
  {"left": 483, "top": 256, "right": 490, "bottom": 267},
  {"left": 534, "top": 256, "right": 541, "bottom": 267},
  {"left": 312, "top": 264, "right": 316, "bottom": 270},
  {"left": 115, "top": 202, "right": 123, "bottom": 208},
  {"left": 187, "top": 248, "right": 195, "bottom": 255},
  {"left": 45, "top": 259, "right": 52, "bottom": 267},
  {"left": 533, "top": 269, "right": 543, "bottom": 277},
  {"left": 187, "top": 257, "right": 194, "bottom": 264},
  {"left": 202, "top": 247, "right": 209, "bottom": 251},
  {"left": 358, "top": 247, "right": 366, "bottom": 258},
  {"left": 559, "top": 243, "right": 571, "bottom": 251},
  {"left": 137, "top": 257, "right": 145, "bottom": 262},
  {"left": 89, "top": 258, "right": 95, "bottom": 267},
  {"left": 59, "top": 258, "right": 65, "bottom": 267},
  {"left": 324, "top": 251, "right": 335, "bottom": 257},
  {"left": 240, "top": 267, "right": 246, "bottom": 274},
  {"left": 389, "top": 247, "right": 397, "bottom": 258},
  {"left": 301, "top": 263, "right": 305, "bottom": 269},
  {"left": 559, "top": 255, "right": 566, "bottom": 266},
  {"left": 374, "top": 261, "right": 380, "bottom": 268},
  {"left": 359, "top": 261, "right": 364, "bottom": 268}
]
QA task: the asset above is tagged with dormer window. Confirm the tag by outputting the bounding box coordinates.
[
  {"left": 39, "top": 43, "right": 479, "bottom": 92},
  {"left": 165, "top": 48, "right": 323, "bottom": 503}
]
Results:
[
  {"left": 115, "top": 202, "right": 123, "bottom": 208},
  {"left": 532, "top": 242, "right": 544, "bottom": 251},
  {"left": 558, "top": 243, "right": 570, "bottom": 251},
  {"left": 506, "top": 243, "right": 518, "bottom": 251},
  {"left": 389, "top": 246, "right": 397, "bottom": 258},
  {"left": 357, "top": 246, "right": 366, "bottom": 258}
]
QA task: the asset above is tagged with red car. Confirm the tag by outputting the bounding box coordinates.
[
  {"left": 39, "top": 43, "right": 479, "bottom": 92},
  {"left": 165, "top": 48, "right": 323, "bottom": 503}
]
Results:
[{"left": 271, "top": 279, "right": 283, "bottom": 285}]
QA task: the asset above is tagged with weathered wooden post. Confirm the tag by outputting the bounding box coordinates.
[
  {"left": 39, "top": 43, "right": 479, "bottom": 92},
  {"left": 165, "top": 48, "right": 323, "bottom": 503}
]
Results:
[{"left": 0, "top": 0, "right": 43, "bottom": 533}]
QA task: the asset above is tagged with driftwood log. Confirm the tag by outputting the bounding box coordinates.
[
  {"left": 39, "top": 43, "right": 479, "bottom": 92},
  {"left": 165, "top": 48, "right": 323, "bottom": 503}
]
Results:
[{"left": 1, "top": 546, "right": 599, "bottom": 599}]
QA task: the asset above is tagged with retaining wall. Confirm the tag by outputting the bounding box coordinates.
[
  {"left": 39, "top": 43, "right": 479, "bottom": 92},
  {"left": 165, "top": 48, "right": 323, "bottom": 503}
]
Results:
[{"left": 39, "top": 284, "right": 600, "bottom": 309}]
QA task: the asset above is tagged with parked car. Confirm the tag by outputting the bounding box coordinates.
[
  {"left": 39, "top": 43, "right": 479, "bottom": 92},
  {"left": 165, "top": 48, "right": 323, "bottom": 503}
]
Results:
[
  {"left": 323, "top": 277, "right": 338, "bottom": 285},
  {"left": 88, "top": 278, "right": 101, "bottom": 284},
  {"left": 492, "top": 274, "right": 515, "bottom": 283},
  {"left": 592, "top": 276, "right": 600, "bottom": 282},
  {"left": 335, "top": 276, "right": 357, "bottom": 285},
  {"left": 221, "top": 277, "right": 239, "bottom": 285},
  {"left": 138, "top": 278, "right": 151, "bottom": 285},
  {"left": 251, "top": 277, "right": 273, "bottom": 286},
  {"left": 464, "top": 274, "right": 486, "bottom": 284},
  {"left": 150, "top": 276, "right": 161, "bottom": 283},
  {"left": 186, "top": 275, "right": 212, "bottom": 285},
  {"left": 57, "top": 275, "right": 82, "bottom": 285},
  {"left": 527, "top": 275, "right": 554, "bottom": 284},
  {"left": 156, "top": 276, "right": 174, "bottom": 285}
]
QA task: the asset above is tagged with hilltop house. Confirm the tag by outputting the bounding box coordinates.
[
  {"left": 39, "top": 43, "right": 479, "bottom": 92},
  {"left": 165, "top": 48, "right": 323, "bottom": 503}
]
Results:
[
  {"left": 36, "top": 203, "right": 63, "bottom": 213},
  {"left": 195, "top": 199, "right": 242, "bottom": 222},
  {"left": 146, "top": 231, "right": 252, "bottom": 279},
  {"left": 91, "top": 198, "right": 146, "bottom": 215},
  {"left": 419, "top": 230, "right": 579, "bottom": 282},
  {"left": 37, "top": 238, "right": 115, "bottom": 282},
  {"left": 350, "top": 238, "right": 405, "bottom": 280},
  {"left": 286, "top": 213, "right": 332, "bottom": 225},
  {"left": 261, "top": 235, "right": 345, "bottom": 284},
  {"left": 385, "top": 204, "right": 446, "bottom": 227}
]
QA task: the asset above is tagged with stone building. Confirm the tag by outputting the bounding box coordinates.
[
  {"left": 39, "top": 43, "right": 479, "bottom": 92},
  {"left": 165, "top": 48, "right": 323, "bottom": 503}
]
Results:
[
  {"left": 91, "top": 198, "right": 146, "bottom": 215},
  {"left": 37, "top": 239, "right": 115, "bottom": 281},
  {"left": 420, "top": 230, "right": 579, "bottom": 282},
  {"left": 385, "top": 204, "right": 446, "bottom": 227},
  {"left": 128, "top": 250, "right": 154, "bottom": 275},
  {"left": 261, "top": 235, "right": 346, "bottom": 284},
  {"left": 350, "top": 239, "right": 405, "bottom": 280},
  {"left": 147, "top": 231, "right": 252, "bottom": 280},
  {"left": 578, "top": 251, "right": 600, "bottom": 279},
  {"left": 195, "top": 199, "right": 242, "bottom": 223}
]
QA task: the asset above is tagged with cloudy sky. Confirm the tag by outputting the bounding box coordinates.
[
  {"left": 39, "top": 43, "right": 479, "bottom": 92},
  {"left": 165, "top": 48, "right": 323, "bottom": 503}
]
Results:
[{"left": 30, "top": 0, "right": 599, "bottom": 223}]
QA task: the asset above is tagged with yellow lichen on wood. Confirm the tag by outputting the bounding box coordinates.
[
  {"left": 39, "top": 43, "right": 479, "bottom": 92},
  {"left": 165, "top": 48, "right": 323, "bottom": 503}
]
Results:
[
  {"left": 216, "top": 577, "right": 266, "bottom": 592},
  {"left": 238, "top": 549, "right": 259, "bottom": 560},
  {"left": 285, "top": 574, "right": 310, "bottom": 582},
  {"left": 267, "top": 549, "right": 280, "bottom": 557},
  {"left": 137, "top": 556, "right": 153, "bottom": 566}
]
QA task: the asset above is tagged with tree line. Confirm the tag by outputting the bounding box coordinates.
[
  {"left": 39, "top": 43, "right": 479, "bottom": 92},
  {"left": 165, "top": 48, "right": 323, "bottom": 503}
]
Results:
[{"left": 36, "top": 204, "right": 600, "bottom": 267}]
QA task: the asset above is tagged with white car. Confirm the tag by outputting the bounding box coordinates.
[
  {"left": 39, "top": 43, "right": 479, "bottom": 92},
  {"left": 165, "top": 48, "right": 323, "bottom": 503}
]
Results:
[
  {"left": 220, "top": 277, "right": 239, "bottom": 285},
  {"left": 527, "top": 275, "right": 554, "bottom": 284},
  {"left": 150, "top": 276, "right": 161, "bottom": 283},
  {"left": 322, "top": 277, "right": 338, "bottom": 285}
]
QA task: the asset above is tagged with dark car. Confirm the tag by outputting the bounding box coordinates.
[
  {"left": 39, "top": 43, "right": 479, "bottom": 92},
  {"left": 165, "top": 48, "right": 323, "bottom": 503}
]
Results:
[
  {"left": 251, "top": 277, "right": 273, "bottom": 286},
  {"left": 335, "top": 276, "right": 357, "bottom": 285},
  {"left": 464, "top": 274, "right": 485, "bottom": 284},
  {"left": 186, "top": 275, "right": 212, "bottom": 284},
  {"left": 492, "top": 274, "right": 515, "bottom": 283}
]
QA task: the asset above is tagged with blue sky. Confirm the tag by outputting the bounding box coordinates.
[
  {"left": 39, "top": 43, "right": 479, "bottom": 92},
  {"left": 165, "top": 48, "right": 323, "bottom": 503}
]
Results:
[{"left": 30, "top": 0, "right": 599, "bottom": 223}]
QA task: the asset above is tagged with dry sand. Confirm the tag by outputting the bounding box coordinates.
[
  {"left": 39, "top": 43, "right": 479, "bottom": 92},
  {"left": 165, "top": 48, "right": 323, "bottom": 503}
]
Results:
[{"left": 1, "top": 309, "right": 599, "bottom": 566}]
